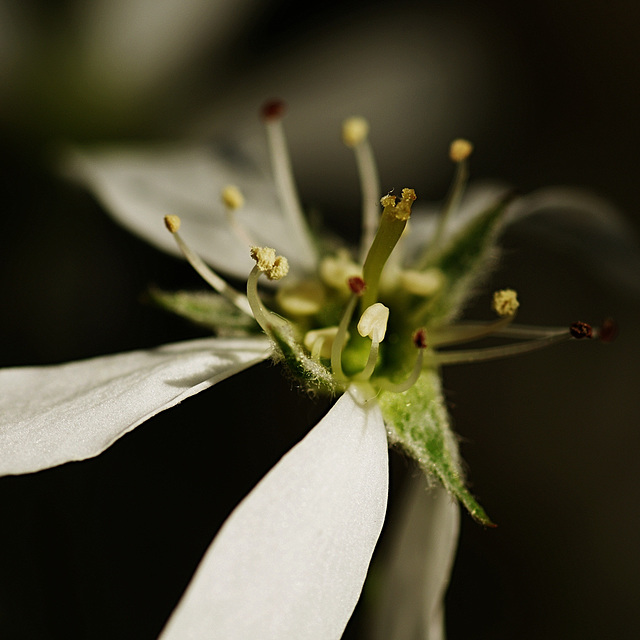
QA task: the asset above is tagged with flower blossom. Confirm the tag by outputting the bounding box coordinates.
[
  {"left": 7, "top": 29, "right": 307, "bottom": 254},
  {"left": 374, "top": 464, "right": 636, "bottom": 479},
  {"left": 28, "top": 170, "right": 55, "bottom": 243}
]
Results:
[{"left": 0, "top": 102, "right": 612, "bottom": 639}]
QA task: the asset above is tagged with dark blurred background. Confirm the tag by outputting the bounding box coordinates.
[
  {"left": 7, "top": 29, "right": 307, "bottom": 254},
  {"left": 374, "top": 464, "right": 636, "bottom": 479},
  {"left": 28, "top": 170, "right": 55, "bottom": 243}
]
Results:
[{"left": 1, "top": 0, "right": 639, "bottom": 638}]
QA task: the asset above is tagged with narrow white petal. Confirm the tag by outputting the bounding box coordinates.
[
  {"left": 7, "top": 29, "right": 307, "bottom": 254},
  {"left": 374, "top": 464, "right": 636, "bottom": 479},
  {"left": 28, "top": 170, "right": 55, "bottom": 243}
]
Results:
[
  {"left": 159, "top": 387, "right": 389, "bottom": 640},
  {"left": 371, "top": 474, "right": 460, "bottom": 640},
  {"left": 0, "top": 337, "right": 270, "bottom": 476},
  {"left": 64, "top": 145, "right": 310, "bottom": 280}
]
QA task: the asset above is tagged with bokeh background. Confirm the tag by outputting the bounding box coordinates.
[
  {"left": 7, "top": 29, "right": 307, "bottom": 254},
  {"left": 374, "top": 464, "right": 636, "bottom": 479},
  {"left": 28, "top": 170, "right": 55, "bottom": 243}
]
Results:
[{"left": 1, "top": 0, "right": 639, "bottom": 638}]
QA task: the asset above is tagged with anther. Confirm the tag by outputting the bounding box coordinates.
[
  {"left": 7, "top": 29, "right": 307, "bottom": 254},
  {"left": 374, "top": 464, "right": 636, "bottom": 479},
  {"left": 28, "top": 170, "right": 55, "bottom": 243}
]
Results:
[
  {"left": 250, "top": 246, "right": 289, "bottom": 280},
  {"left": 413, "top": 328, "right": 428, "bottom": 349},
  {"left": 449, "top": 139, "right": 473, "bottom": 163},
  {"left": 261, "top": 99, "right": 286, "bottom": 121},
  {"left": 342, "top": 117, "right": 370, "bottom": 148},
  {"left": 348, "top": 276, "right": 366, "bottom": 295},
  {"left": 221, "top": 185, "right": 244, "bottom": 211},
  {"left": 569, "top": 321, "right": 593, "bottom": 340},
  {"left": 164, "top": 215, "right": 181, "bottom": 234},
  {"left": 357, "top": 303, "right": 389, "bottom": 343},
  {"left": 492, "top": 289, "right": 519, "bottom": 317},
  {"left": 598, "top": 317, "right": 618, "bottom": 343}
]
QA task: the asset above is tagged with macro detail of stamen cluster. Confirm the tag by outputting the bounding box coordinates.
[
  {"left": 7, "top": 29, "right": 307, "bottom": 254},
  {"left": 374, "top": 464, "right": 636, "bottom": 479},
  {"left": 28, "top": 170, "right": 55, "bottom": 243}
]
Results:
[{"left": 158, "top": 99, "right": 610, "bottom": 525}]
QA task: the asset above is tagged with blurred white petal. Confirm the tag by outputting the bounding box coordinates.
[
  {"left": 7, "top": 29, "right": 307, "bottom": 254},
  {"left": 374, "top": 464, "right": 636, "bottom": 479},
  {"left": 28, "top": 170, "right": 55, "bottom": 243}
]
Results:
[
  {"left": 508, "top": 187, "right": 640, "bottom": 295},
  {"left": 371, "top": 475, "right": 460, "bottom": 640},
  {"left": 160, "top": 387, "right": 388, "bottom": 640},
  {"left": 75, "top": 0, "right": 263, "bottom": 101},
  {"left": 65, "top": 144, "right": 312, "bottom": 280},
  {"left": 0, "top": 336, "right": 270, "bottom": 476}
]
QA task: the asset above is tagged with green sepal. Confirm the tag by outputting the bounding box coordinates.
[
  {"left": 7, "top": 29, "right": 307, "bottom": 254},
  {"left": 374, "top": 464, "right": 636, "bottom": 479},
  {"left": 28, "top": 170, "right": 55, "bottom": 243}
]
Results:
[
  {"left": 149, "top": 287, "right": 259, "bottom": 334},
  {"left": 268, "top": 319, "right": 336, "bottom": 395},
  {"left": 378, "top": 368, "right": 494, "bottom": 526},
  {"left": 419, "top": 194, "right": 513, "bottom": 325}
]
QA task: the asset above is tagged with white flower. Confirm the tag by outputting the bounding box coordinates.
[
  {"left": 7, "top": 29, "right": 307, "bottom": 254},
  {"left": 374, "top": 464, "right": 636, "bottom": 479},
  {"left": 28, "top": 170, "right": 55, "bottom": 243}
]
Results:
[{"left": 1, "top": 102, "right": 615, "bottom": 638}]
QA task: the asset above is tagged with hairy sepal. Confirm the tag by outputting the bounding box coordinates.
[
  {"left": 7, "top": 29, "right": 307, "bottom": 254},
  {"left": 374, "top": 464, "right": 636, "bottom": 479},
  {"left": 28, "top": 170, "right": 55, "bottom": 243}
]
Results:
[
  {"left": 378, "top": 369, "right": 493, "bottom": 526},
  {"left": 149, "top": 288, "right": 258, "bottom": 334}
]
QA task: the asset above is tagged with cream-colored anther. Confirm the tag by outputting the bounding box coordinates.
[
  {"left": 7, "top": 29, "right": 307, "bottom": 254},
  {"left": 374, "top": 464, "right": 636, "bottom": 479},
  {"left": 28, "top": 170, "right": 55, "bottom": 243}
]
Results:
[
  {"left": 492, "top": 289, "right": 519, "bottom": 317},
  {"left": 449, "top": 139, "right": 473, "bottom": 162},
  {"left": 277, "top": 280, "right": 324, "bottom": 316},
  {"left": 399, "top": 268, "right": 444, "bottom": 296},
  {"left": 221, "top": 185, "right": 245, "bottom": 210},
  {"left": 342, "top": 117, "right": 369, "bottom": 148},
  {"left": 357, "top": 303, "right": 390, "bottom": 343},
  {"left": 250, "top": 246, "right": 277, "bottom": 272},
  {"left": 268, "top": 256, "right": 289, "bottom": 280},
  {"left": 164, "top": 215, "right": 181, "bottom": 234},
  {"left": 304, "top": 326, "right": 342, "bottom": 359},
  {"left": 250, "top": 246, "right": 289, "bottom": 280},
  {"left": 319, "top": 251, "right": 362, "bottom": 292}
]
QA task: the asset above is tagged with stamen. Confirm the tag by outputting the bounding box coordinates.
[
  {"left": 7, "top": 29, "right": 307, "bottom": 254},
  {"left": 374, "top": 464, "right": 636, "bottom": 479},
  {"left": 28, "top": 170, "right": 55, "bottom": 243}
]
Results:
[
  {"left": 246, "top": 247, "right": 290, "bottom": 335},
  {"left": 221, "top": 185, "right": 255, "bottom": 248},
  {"left": 597, "top": 317, "right": 618, "bottom": 343},
  {"left": 379, "top": 328, "right": 428, "bottom": 393},
  {"left": 434, "top": 329, "right": 577, "bottom": 365},
  {"left": 430, "top": 289, "right": 520, "bottom": 346},
  {"left": 304, "top": 326, "right": 341, "bottom": 360},
  {"left": 276, "top": 280, "right": 325, "bottom": 317},
  {"left": 399, "top": 267, "right": 445, "bottom": 297},
  {"left": 353, "top": 303, "right": 389, "bottom": 381},
  {"left": 430, "top": 322, "right": 568, "bottom": 345},
  {"left": 163, "top": 215, "right": 253, "bottom": 317},
  {"left": 261, "top": 100, "right": 318, "bottom": 270},
  {"left": 319, "top": 250, "right": 362, "bottom": 294},
  {"left": 569, "top": 321, "right": 593, "bottom": 339},
  {"left": 342, "top": 117, "right": 382, "bottom": 263},
  {"left": 418, "top": 138, "right": 473, "bottom": 267},
  {"left": 361, "top": 188, "right": 417, "bottom": 311},
  {"left": 330, "top": 276, "right": 366, "bottom": 382}
]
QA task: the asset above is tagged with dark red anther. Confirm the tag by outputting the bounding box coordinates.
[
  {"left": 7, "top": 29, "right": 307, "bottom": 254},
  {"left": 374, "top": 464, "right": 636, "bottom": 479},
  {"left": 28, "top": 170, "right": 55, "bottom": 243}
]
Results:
[
  {"left": 569, "top": 321, "right": 593, "bottom": 340},
  {"left": 261, "top": 99, "right": 287, "bottom": 121},
  {"left": 412, "top": 328, "right": 428, "bottom": 349},
  {"left": 348, "top": 276, "right": 366, "bottom": 295},
  {"left": 598, "top": 317, "right": 618, "bottom": 343}
]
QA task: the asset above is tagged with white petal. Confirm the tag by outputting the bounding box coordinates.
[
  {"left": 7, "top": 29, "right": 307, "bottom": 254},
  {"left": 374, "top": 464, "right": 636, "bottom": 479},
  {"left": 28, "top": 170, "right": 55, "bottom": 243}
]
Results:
[
  {"left": 76, "top": 0, "right": 262, "bottom": 101},
  {"left": 64, "top": 144, "right": 309, "bottom": 280},
  {"left": 371, "top": 475, "right": 460, "bottom": 640},
  {"left": 507, "top": 187, "right": 640, "bottom": 295},
  {"left": 159, "top": 386, "right": 389, "bottom": 640},
  {"left": 0, "top": 337, "right": 270, "bottom": 476}
]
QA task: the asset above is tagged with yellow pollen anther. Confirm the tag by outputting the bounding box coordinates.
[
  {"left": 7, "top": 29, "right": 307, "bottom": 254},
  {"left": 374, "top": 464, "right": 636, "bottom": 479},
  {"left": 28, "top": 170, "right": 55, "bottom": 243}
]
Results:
[
  {"left": 277, "top": 280, "right": 324, "bottom": 315},
  {"left": 250, "top": 246, "right": 276, "bottom": 271},
  {"left": 268, "top": 256, "right": 289, "bottom": 280},
  {"left": 221, "top": 185, "right": 245, "bottom": 210},
  {"left": 492, "top": 289, "right": 519, "bottom": 317},
  {"left": 342, "top": 117, "right": 369, "bottom": 147},
  {"left": 304, "top": 326, "right": 342, "bottom": 359},
  {"left": 319, "top": 251, "right": 362, "bottom": 292},
  {"left": 399, "top": 268, "right": 444, "bottom": 296},
  {"left": 164, "top": 215, "right": 181, "bottom": 234},
  {"left": 357, "top": 303, "right": 390, "bottom": 343},
  {"left": 449, "top": 139, "right": 473, "bottom": 162}
]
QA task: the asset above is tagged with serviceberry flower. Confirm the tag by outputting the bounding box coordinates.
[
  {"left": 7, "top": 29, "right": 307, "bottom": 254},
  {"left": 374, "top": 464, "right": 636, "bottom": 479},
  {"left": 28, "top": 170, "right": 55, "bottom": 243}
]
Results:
[{"left": 0, "top": 100, "right": 613, "bottom": 639}]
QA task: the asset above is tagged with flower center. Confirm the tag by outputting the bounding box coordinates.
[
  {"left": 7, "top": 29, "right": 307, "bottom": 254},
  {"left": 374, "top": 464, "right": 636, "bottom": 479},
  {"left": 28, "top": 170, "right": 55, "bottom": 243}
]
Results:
[{"left": 161, "top": 101, "right": 605, "bottom": 395}]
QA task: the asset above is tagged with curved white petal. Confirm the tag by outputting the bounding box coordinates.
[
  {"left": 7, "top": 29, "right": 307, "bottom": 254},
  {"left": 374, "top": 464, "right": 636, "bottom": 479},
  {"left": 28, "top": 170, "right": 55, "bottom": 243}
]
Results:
[
  {"left": 371, "top": 475, "right": 460, "bottom": 640},
  {"left": 0, "top": 336, "right": 270, "bottom": 476},
  {"left": 64, "top": 145, "right": 310, "bottom": 280},
  {"left": 507, "top": 186, "right": 640, "bottom": 295},
  {"left": 159, "top": 387, "right": 389, "bottom": 640}
]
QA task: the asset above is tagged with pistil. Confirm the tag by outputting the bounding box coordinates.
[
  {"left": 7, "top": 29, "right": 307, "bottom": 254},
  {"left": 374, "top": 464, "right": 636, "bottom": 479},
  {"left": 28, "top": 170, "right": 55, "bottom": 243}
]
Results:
[{"left": 361, "top": 188, "right": 416, "bottom": 311}]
